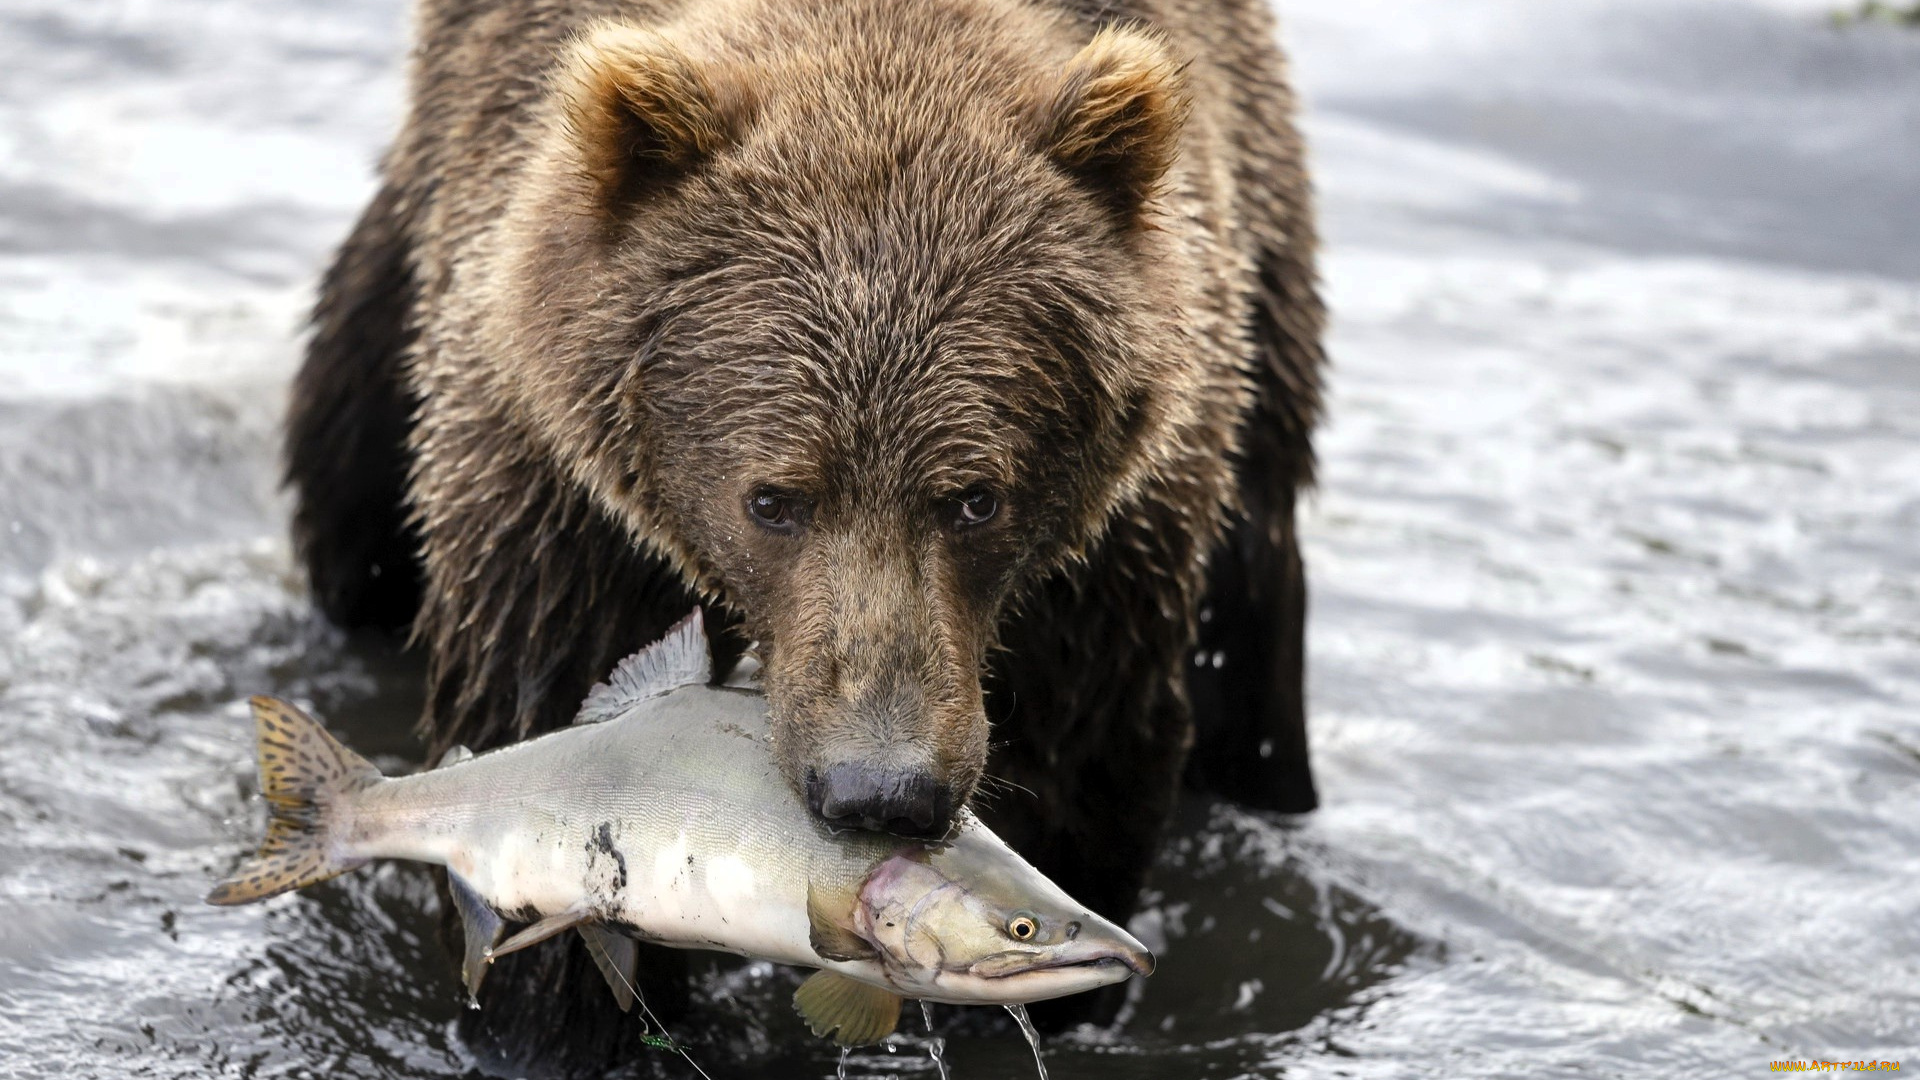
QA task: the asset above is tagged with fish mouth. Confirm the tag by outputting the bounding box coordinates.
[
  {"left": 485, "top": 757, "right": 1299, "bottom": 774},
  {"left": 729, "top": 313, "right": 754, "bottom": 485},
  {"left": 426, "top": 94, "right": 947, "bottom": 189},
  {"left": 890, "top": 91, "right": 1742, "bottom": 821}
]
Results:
[{"left": 968, "top": 943, "right": 1155, "bottom": 980}]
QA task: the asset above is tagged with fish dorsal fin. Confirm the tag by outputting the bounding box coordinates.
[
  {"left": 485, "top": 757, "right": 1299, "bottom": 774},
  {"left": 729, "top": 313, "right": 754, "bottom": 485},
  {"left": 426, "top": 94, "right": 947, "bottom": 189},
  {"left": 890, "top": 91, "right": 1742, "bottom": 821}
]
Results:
[
  {"left": 447, "top": 871, "right": 503, "bottom": 1006},
  {"left": 578, "top": 924, "right": 639, "bottom": 1012},
  {"left": 793, "top": 970, "right": 902, "bottom": 1046},
  {"left": 576, "top": 609, "right": 712, "bottom": 725},
  {"left": 806, "top": 880, "right": 877, "bottom": 963}
]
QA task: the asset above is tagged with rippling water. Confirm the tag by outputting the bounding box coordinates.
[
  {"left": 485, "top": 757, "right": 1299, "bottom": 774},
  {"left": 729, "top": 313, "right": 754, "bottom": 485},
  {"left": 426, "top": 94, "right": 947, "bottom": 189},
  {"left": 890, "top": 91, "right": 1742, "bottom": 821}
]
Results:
[{"left": 3, "top": 0, "right": 1917, "bottom": 1076}]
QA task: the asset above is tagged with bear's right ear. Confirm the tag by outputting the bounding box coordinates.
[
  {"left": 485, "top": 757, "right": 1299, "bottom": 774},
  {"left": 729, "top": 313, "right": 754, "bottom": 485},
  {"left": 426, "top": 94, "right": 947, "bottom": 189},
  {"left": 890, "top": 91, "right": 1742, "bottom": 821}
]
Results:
[
  {"left": 553, "top": 24, "right": 746, "bottom": 216},
  {"left": 1031, "top": 26, "right": 1189, "bottom": 226}
]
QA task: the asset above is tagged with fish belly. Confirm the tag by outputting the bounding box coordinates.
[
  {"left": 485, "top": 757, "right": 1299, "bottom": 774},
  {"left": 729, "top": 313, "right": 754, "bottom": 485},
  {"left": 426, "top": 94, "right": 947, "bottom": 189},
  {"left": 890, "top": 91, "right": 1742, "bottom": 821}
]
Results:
[
  {"left": 337, "top": 686, "right": 886, "bottom": 970},
  {"left": 602, "top": 800, "right": 823, "bottom": 966}
]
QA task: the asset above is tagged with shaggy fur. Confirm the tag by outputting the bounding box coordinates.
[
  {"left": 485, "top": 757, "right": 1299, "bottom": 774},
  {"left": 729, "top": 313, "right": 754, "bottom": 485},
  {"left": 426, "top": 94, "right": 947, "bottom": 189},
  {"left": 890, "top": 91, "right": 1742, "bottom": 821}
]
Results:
[{"left": 285, "top": 0, "right": 1322, "bottom": 1066}]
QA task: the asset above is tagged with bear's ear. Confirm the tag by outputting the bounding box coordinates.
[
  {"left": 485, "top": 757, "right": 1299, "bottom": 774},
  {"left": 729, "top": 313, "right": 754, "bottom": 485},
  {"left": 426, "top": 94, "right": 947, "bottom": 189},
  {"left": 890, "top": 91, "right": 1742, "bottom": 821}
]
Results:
[
  {"left": 553, "top": 23, "right": 745, "bottom": 216},
  {"left": 1032, "top": 26, "right": 1189, "bottom": 224}
]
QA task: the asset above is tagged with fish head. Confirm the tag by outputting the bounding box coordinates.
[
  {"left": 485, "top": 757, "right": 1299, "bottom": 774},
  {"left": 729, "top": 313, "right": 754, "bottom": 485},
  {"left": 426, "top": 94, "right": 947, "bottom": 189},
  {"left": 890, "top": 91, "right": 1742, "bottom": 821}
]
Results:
[{"left": 846, "top": 821, "right": 1154, "bottom": 1004}]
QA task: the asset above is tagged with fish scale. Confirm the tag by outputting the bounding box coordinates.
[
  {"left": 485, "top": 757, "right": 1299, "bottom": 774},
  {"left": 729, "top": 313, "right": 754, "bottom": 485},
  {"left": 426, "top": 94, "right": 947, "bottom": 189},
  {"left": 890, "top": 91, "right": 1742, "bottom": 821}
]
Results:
[
  {"left": 208, "top": 612, "right": 1153, "bottom": 1046},
  {"left": 343, "top": 687, "right": 888, "bottom": 965}
]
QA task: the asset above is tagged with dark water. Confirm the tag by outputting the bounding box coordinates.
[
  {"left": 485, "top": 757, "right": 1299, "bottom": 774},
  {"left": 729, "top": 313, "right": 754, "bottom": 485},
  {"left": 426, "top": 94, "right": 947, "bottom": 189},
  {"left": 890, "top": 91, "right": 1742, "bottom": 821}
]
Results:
[{"left": 3, "top": 0, "right": 1917, "bottom": 1076}]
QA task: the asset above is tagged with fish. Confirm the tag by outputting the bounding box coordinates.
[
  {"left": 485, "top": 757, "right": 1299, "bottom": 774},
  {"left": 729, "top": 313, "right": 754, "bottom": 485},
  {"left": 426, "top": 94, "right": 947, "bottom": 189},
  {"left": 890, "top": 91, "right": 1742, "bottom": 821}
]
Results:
[{"left": 207, "top": 612, "right": 1153, "bottom": 1046}]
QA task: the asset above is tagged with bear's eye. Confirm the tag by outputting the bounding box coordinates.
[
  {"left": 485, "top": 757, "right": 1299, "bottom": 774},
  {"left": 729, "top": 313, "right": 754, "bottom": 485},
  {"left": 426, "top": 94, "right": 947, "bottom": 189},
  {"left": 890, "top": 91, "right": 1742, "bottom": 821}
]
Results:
[
  {"left": 746, "top": 489, "right": 805, "bottom": 534},
  {"left": 953, "top": 488, "right": 999, "bottom": 528}
]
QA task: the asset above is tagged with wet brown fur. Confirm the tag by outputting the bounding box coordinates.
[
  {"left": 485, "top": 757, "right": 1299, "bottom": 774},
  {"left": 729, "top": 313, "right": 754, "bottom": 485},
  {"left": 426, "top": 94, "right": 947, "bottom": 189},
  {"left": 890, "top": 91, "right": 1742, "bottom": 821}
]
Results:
[{"left": 285, "top": 0, "right": 1322, "bottom": 1066}]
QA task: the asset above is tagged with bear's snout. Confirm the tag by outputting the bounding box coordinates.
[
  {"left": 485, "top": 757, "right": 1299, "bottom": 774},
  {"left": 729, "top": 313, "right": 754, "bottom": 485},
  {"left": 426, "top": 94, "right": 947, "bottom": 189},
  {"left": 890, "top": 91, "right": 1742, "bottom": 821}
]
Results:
[
  {"left": 757, "top": 526, "right": 991, "bottom": 838},
  {"left": 805, "top": 761, "right": 952, "bottom": 838}
]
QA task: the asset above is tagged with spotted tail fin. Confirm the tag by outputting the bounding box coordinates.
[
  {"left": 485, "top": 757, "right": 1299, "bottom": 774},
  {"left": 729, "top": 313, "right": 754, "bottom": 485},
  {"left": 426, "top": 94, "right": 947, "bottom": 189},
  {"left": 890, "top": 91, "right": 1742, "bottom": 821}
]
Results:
[{"left": 206, "top": 696, "right": 382, "bottom": 905}]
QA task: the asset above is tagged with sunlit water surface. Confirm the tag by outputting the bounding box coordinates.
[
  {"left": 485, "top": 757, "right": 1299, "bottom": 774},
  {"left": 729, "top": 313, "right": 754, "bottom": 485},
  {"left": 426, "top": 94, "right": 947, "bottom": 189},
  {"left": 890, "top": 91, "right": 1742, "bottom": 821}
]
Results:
[{"left": 2, "top": 0, "right": 1917, "bottom": 1076}]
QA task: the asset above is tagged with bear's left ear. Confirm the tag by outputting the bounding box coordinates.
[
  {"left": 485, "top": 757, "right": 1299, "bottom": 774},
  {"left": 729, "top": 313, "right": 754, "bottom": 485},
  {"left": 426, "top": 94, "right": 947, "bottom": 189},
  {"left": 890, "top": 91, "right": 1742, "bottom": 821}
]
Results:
[
  {"left": 553, "top": 23, "right": 749, "bottom": 217},
  {"left": 1031, "top": 26, "right": 1189, "bottom": 224}
]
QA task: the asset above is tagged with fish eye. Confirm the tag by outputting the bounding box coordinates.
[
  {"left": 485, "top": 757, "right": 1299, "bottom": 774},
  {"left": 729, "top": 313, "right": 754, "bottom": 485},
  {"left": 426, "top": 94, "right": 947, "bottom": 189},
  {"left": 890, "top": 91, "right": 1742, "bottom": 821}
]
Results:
[{"left": 1007, "top": 914, "right": 1038, "bottom": 941}]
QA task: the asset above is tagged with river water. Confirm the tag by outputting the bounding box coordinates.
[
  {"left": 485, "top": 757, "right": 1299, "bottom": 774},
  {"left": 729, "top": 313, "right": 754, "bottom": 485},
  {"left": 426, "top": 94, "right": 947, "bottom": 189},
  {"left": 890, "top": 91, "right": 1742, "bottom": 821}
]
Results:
[{"left": 2, "top": 0, "right": 1916, "bottom": 1077}]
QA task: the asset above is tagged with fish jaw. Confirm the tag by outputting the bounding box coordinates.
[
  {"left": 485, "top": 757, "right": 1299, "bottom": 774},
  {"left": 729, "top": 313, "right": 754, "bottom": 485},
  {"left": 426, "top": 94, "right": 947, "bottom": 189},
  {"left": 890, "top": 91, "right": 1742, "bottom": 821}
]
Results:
[
  {"left": 873, "top": 938, "right": 1149, "bottom": 1006},
  {"left": 922, "top": 916, "right": 1153, "bottom": 1004},
  {"left": 848, "top": 825, "right": 1156, "bottom": 1006},
  {"left": 928, "top": 956, "right": 1139, "bottom": 1005},
  {"left": 966, "top": 930, "right": 1155, "bottom": 981}
]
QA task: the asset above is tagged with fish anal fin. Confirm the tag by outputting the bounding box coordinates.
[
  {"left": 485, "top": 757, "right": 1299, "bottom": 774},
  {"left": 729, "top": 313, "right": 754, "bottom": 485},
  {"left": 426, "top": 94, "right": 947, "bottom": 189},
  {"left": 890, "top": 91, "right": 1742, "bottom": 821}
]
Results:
[
  {"left": 487, "top": 907, "right": 591, "bottom": 961},
  {"left": 447, "top": 872, "right": 503, "bottom": 1006},
  {"left": 807, "top": 880, "right": 877, "bottom": 963},
  {"left": 578, "top": 924, "right": 638, "bottom": 1012},
  {"left": 793, "top": 970, "right": 902, "bottom": 1047}
]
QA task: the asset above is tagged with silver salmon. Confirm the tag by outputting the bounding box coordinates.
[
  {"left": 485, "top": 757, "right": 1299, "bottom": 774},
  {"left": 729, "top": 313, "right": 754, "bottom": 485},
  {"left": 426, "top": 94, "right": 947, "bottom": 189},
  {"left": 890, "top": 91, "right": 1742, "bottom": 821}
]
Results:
[{"left": 208, "top": 613, "right": 1152, "bottom": 1045}]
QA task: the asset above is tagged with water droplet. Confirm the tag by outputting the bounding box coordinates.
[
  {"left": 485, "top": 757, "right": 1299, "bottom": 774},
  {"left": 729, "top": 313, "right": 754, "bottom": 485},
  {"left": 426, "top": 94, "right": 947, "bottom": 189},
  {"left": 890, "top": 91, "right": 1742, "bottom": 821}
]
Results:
[
  {"left": 921, "top": 1001, "right": 949, "bottom": 1080},
  {"left": 1005, "top": 1003, "right": 1047, "bottom": 1080}
]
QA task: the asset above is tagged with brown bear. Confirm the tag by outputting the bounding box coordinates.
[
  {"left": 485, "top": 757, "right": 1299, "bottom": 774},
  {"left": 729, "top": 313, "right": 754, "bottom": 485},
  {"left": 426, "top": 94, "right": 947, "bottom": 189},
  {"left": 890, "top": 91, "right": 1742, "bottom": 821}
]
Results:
[{"left": 286, "top": 0, "right": 1323, "bottom": 1066}]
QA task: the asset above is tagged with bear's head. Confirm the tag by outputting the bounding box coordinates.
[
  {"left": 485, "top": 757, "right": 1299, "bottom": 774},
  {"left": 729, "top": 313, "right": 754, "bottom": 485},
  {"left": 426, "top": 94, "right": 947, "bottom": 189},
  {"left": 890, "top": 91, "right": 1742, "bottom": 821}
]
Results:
[{"left": 483, "top": 0, "right": 1200, "bottom": 837}]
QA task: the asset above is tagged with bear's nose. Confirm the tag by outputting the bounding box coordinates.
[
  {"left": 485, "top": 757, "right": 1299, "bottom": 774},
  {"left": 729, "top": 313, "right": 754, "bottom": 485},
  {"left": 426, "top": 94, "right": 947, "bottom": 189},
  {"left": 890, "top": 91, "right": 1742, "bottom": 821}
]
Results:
[{"left": 806, "top": 762, "right": 950, "bottom": 838}]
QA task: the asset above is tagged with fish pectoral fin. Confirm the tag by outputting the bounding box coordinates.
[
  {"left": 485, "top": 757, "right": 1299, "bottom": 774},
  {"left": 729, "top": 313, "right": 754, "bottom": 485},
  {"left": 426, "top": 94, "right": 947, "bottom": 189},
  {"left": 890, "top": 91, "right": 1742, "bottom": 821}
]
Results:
[
  {"left": 446, "top": 872, "right": 503, "bottom": 1006},
  {"left": 486, "top": 907, "right": 591, "bottom": 962},
  {"left": 577, "top": 924, "right": 638, "bottom": 1013},
  {"left": 806, "top": 880, "right": 877, "bottom": 962},
  {"left": 792, "top": 970, "right": 902, "bottom": 1047}
]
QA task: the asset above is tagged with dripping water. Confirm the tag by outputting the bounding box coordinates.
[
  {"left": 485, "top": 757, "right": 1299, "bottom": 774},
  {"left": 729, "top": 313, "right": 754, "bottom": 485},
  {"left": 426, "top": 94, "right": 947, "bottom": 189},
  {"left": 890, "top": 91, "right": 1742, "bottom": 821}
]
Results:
[
  {"left": 836, "top": 1046, "right": 849, "bottom": 1080},
  {"left": 921, "top": 1001, "right": 949, "bottom": 1080},
  {"left": 1005, "top": 1004, "right": 1047, "bottom": 1080}
]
